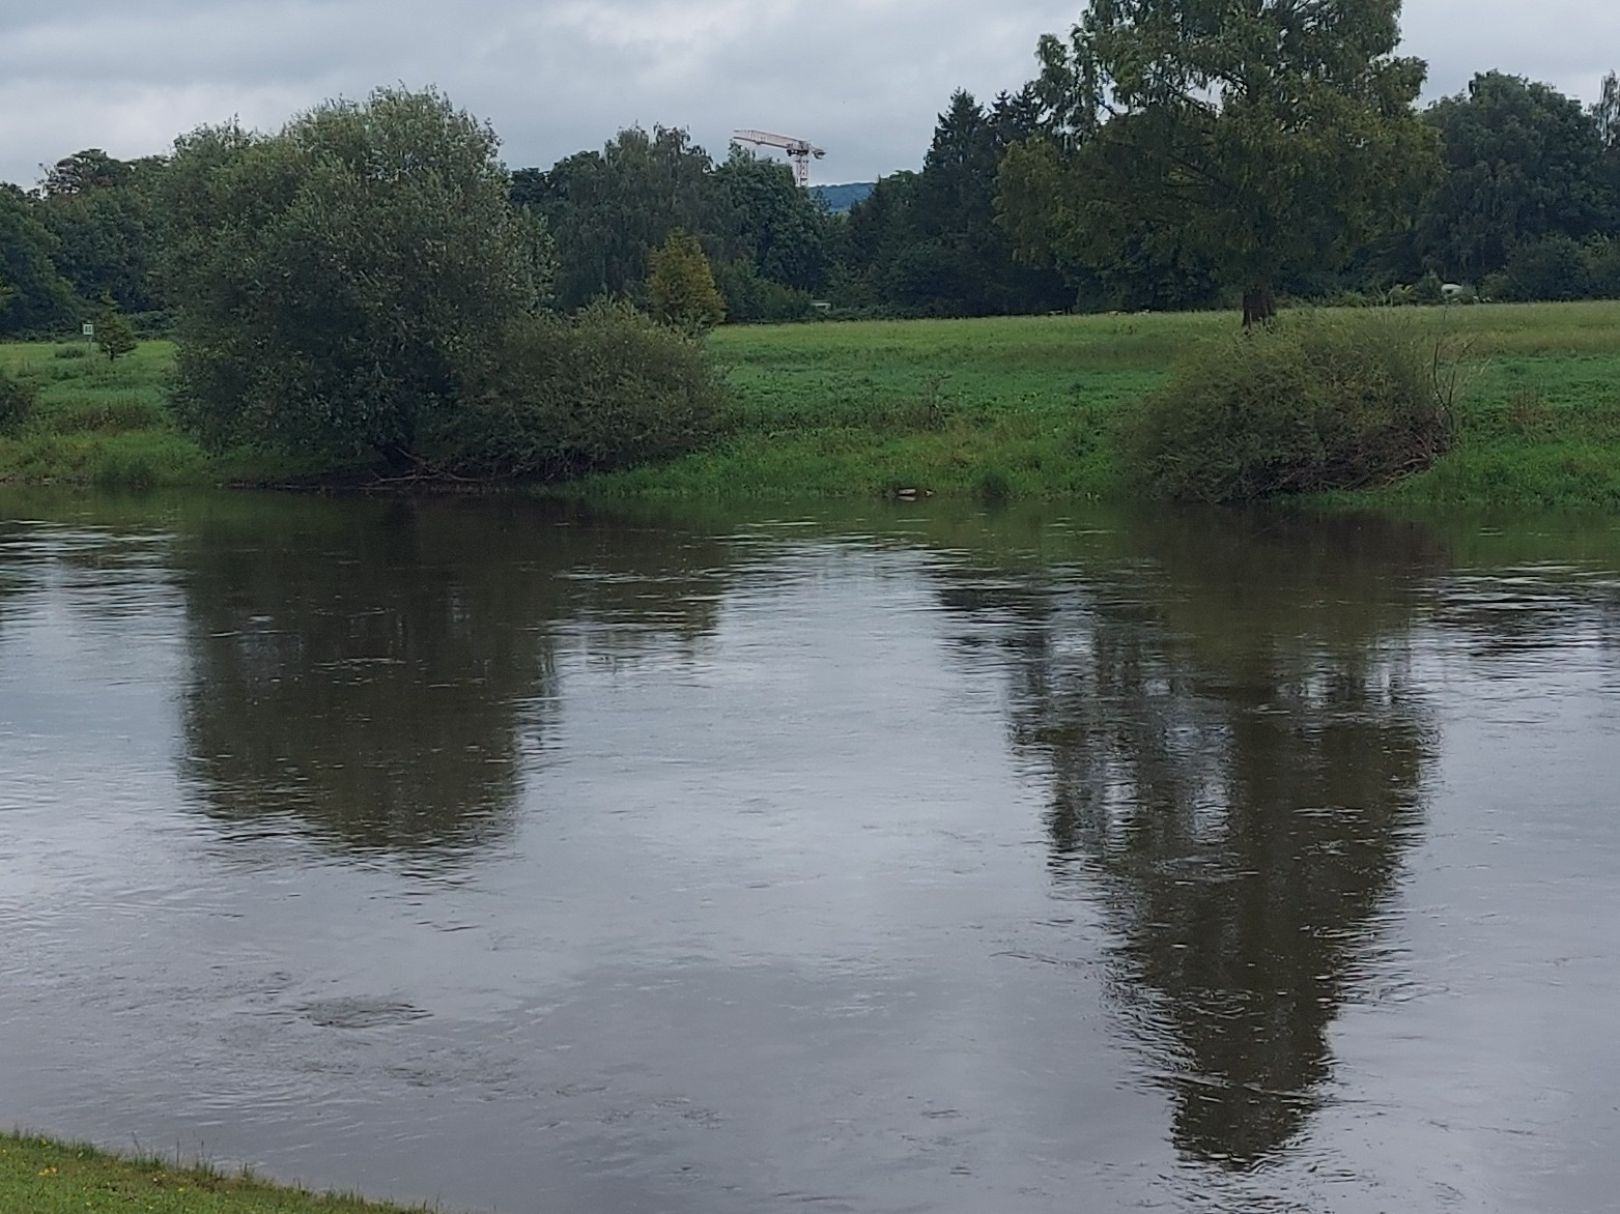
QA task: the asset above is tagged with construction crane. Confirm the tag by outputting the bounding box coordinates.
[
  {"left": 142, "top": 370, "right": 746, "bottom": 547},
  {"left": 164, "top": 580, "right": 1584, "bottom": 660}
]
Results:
[{"left": 732, "top": 129, "right": 826, "bottom": 189}]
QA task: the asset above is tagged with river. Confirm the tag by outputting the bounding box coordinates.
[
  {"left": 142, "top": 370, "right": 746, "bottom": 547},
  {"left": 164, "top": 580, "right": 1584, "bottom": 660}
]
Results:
[{"left": 2, "top": 490, "right": 1617, "bottom": 1213}]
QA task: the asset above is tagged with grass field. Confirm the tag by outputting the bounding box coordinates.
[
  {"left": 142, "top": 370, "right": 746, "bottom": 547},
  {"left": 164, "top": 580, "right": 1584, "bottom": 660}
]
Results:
[
  {"left": 4, "top": 301, "right": 1620, "bottom": 507},
  {"left": 0, "top": 340, "right": 205, "bottom": 489},
  {"left": 633, "top": 303, "right": 1620, "bottom": 508},
  {"left": 0, "top": 1133, "right": 449, "bottom": 1213}
]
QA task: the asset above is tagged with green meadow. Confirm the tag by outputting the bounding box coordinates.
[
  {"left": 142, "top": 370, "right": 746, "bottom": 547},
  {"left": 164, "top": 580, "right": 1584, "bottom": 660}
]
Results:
[{"left": 4, "top": 301, "right": 1620, "bottom": 508}]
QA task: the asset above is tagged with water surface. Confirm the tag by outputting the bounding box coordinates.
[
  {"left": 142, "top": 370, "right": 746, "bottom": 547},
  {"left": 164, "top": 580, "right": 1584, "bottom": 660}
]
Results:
[{"left": 2, "top": 491, "right": 1618, "bottom": 1213}]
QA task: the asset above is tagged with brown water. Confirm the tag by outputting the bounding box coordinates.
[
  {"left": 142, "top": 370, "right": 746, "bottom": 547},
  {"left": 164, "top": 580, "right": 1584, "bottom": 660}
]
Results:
[{"left": 2, "top": 491, "right": 1618, "bottom": 1213}]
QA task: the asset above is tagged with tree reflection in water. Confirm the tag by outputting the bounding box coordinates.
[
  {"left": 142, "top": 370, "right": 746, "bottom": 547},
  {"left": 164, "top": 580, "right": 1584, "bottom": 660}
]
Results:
[
  {"left": 176, "top": 497, "right": 736, "bottom": 865},
  {"left": 941, "top": 512, "right": 1443, "bottom": 1169}
]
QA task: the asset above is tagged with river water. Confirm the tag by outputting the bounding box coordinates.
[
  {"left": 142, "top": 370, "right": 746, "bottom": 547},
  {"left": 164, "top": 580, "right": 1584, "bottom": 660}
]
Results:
[{"left": 1, "top": 490, "right": 1618, "bottom": 1213}]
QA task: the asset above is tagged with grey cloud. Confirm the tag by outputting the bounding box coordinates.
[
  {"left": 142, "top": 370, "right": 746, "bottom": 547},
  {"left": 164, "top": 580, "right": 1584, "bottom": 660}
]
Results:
[
  {"left": 2, "top": 0, "right": 1618, "bottom": 188},
  {"left": 1411, "top": 0, "right": 1620, "bottom": 102}
]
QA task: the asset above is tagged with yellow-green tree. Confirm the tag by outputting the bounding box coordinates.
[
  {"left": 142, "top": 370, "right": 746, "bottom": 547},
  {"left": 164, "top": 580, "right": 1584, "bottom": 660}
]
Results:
[
  {"left": 647, "top": 230, "right": 725, "bottom": 333},
  {"left": 96, "top": 302, "right": 137, "bottom": 361}
]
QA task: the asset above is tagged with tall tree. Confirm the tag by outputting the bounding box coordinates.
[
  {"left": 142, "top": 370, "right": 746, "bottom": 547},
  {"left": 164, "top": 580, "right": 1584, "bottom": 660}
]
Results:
[
  {"left": 839, "top": 88, "right": 1071, "bottom": 316},
  {"left": 713, "top": 148, "right": 830, "bottom": 293},
  {"left": 909, "top": 90, "right": 1007, "bottom": 314},
  {"left": 42, "top": 155, "right": 167, "bottom": 313},
  {"left": 40, "top": 148, "right": 130, "bottom": 198},
  {"left": 513, "top": 127, "right": 725, "bottom": 309},
  {"left": 842, "top": 170, "right": 920, "bottom": 302},
  {"left": 162, "top": 88, "right": 554, "bottom": 464},
  {"left": 1418, "top": 72, "right": 1612, "bottom": 280},
  {"left": 1001, "top": 0, "right": 1439, "bottom": 324},
  {"left": 0, "top": 187, "right": 77, "bottom": 336}
]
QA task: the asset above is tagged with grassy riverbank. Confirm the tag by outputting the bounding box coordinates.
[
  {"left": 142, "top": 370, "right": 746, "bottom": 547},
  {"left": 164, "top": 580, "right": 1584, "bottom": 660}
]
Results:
[
  {"left": 0, "top": 1133, "right": 446, "bottom": 1213},
  {"left": 4, "top": 301, "right": 1620, "bottom": 507}
]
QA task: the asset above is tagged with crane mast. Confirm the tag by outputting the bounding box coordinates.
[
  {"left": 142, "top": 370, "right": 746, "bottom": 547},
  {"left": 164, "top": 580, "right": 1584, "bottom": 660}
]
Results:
[{"left": 732, "top": 129, "right": 826, "bottom": 189}]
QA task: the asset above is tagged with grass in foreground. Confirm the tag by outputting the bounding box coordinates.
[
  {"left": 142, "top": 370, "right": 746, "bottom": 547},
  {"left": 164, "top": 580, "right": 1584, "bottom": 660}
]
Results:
[
  {"left": 0, "top": 1133, "right": 449, "bottom": 1213},
  {"left": 4, "top": 300, "right": 1620, "bottom": 507}
]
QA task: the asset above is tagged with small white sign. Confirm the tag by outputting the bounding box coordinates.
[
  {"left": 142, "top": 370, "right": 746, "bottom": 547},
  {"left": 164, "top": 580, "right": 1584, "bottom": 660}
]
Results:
[{"left": 82, "top": 322, "right": 95, "bottom": 338}]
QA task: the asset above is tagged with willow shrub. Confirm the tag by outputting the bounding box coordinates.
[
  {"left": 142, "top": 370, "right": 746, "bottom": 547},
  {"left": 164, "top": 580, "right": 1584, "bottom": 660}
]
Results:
[
  {"left": 0, "top": 369, "right": 35, "bottom": 435},
  {"left": 163, "top": 88, "right": 553, "bottom": 466},
  {"left": 442, "top": 301, "right": 727, "bottom": 480},
  {"left": 1124, "top": 316, "right": 1458, "bottom": 502}
]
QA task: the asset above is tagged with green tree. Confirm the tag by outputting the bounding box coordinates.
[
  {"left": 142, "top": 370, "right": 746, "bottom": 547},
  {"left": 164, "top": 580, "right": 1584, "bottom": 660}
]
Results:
[
  {"left": 161, "top": 88, "right": 553, "bottom": 464},
  {"left": 42, "top": 155, "right": 167, "bottom": 314},
  {"left": 0, "top": 187, "right": 77, "bottom": 336},
  {"left": 515, "top": 130, "right": 835, "bottom": 316},
  {"left": 902, "top": 90, "right": 1023, "bottom": 314},
  {"left": 712, "top": 258, "right": 814, "bottom": 322},
  {"left": 713, "top": 148, "right": 831, "bottom": 293},
  {"left": 514, "top": 127, "right": 726, "bottom": 309},
  {"left": 1418, "top": 73, "right": 1611, "bottom": 280},
  {"left": 919, "top": 88, "right": 1074, "bottom": 314},
  {"left": 1502, "top": 235, "right": 1592, "bottom": 301},
  {"left": 95, "top": 302, "right": 137, "bottom": 360},
  {"left": 1002, "top": 0, "right": 1438, "bottom": 325},
  {"left": 41, "top": 148, "right": 131, "bottom": 198},
  {"left": 840, "top": 170, "right": 922, "bottom": 308},
  {"left": 647, "top": 230, "right": 726, "bottom": 333},
  {"left": 836, "top": 89, "right": 1072, "bottom": 316}
]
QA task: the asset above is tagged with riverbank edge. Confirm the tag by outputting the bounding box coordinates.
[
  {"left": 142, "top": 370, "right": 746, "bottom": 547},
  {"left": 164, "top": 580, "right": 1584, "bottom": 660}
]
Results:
[
  {"left": 5, "top": 313, "right": 1620, "bottom": 511},
  {"left": 8, "top": 429, "right": 1617, "bottom": 514},
  {"left": 7, "top": 435, "right": 1611, "bottom": 516},
  {"left": 0, "top": 1130, "right": 457, "bottom": 1213}
]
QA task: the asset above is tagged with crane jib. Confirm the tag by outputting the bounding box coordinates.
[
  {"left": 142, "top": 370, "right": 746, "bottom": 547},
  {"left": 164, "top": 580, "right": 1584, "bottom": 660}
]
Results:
[{"left": 732, "top": 128, "right": 827, "bottom": 188}]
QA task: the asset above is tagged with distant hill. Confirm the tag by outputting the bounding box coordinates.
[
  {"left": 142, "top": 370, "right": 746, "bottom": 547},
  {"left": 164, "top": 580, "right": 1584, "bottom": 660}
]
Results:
[{"left": 812, "top": 182, "right": 875, "bottom": 214}]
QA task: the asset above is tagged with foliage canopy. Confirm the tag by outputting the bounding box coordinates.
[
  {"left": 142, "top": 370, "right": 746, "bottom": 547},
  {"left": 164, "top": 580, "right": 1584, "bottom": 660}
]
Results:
[
  {"left": 512, "top": 130, "right": 833, "bottom": 318},
  {"left": 1001, "top": 0, "right": 1441, "bottom": 324},
  {"left": 843, "top": 90, "right": 1074, "bottom": 315},
  {"left": 96, "top": 304, "right": 138, "bottom": 361},
  {"left": 163, "top": 86, "right": 554, "bottom": 465},
  {"left": 0, "top": 190, "right": 77, "bottom": 336},
  {"left": 3, "top": 46, "right": 1620, "bottom": 342},
  {"left": 648, "top": 230, "right": 727, "bottom": 333},
  {"left": 1419, "top": 72, "right": 1614, "bottom": 281}
]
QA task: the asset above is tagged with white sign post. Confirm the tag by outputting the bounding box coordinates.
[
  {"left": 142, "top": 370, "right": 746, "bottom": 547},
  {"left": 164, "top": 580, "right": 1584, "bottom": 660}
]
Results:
[{"left": 82, "top": 322, "right": 95, "bottom": 344}]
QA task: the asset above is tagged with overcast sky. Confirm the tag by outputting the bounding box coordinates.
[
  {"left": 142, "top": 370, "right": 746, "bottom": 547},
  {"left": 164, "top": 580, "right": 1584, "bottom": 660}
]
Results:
[{"left": 2, "top": 0, "right": 1618, "bottom": 189}]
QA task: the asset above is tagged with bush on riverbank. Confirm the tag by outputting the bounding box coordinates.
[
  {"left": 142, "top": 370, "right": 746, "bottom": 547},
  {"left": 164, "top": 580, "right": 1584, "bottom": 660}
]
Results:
[
  {"left": 0, "top": 369, "right": 35, "bottom": 435},
  {"left": 445, "top": 302, "right": 727, "bottom": 479},
  {"left": 1124, "top": 317, "right": 1459, "bottom": 502}
]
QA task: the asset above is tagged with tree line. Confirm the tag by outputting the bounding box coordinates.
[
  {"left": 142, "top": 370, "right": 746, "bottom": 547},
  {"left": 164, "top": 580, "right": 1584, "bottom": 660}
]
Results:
[
  {"left": 2, "top": 88, "right": 730, "bottom": 482},
  {"left": 3, "top": 52, "right": 1619, "bottom": 337},
  {"left": 3, "top": 0, "right": 1571, "bottom": 500}
]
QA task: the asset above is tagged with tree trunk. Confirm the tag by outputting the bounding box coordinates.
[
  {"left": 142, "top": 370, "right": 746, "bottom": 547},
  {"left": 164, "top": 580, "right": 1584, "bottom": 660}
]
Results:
[{"left": 1242, "top": 285, "right": 1277, "bottom": 329}]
